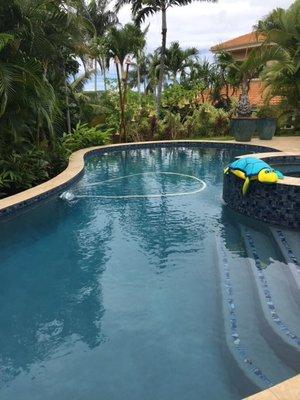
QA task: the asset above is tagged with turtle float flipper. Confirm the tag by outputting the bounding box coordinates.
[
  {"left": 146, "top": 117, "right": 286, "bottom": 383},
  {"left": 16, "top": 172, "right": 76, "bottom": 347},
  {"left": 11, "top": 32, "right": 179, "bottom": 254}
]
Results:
[{"left": 242, "top": 177, "right": 250, "bottom": 195}]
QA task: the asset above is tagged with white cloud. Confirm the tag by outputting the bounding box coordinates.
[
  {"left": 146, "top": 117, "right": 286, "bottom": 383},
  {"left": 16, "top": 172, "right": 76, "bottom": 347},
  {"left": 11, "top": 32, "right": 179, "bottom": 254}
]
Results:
[{"left": 117, "top": 0, "right": 294, "bottom": 58}]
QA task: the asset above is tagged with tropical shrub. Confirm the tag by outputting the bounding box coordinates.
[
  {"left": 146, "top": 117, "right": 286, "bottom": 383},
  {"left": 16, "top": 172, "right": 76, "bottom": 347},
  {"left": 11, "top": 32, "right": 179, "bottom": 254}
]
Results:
[
  {"left": 0, "top": 148, "right": 50, "bottom": 198},
  {"left": 62, "top": 123, "right": 111, "bottom": 152},
  {"left": 184, "top": 103, "right": 229, "bottom": 137},
  {"left": 255, "top": 105, "right": 280, "bottom": 119},
  {"left": 161, "top": 84, "right": 199, "bottom": 117},
  {"left": 158, "top": 112, "right": 185, "bottom": 140}
]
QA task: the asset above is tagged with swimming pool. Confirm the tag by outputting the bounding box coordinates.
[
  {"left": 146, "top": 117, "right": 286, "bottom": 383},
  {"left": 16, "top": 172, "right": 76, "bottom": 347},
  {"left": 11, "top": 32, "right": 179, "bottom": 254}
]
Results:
[{"left": 0, "top": 145, "right": 299, "bottom": 400}]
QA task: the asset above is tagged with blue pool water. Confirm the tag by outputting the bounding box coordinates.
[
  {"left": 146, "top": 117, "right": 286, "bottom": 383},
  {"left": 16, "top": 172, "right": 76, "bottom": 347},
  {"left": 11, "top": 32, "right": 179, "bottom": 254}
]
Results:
[{"left": 0, "top": 146, "right": 299, "bottom": 400}]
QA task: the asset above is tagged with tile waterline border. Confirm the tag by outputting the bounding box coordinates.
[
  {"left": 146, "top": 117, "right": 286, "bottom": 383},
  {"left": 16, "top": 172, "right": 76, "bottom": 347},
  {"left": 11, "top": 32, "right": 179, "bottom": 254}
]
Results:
[{"left": 0, "top": 140, "right": 279, "bottom": 219}]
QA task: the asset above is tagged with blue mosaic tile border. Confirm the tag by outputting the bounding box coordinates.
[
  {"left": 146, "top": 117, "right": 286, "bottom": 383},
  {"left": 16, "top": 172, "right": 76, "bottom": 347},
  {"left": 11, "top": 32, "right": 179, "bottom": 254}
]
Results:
[
  {"left": 275, "top": 230, "right": 300, "bottom": 269},
  {"left": 0, "top": 170, "right": 84, "bottom": 220},
  {"left": 218, "top": 238, "right": 272, "bottom": 387},
  {"left": 0, "top": 141, "right": 278, "bottom": 220},
  {"left": 245, "top": 230, "right": 300, "bottom": 347},
  {"left": 223, "top": 172, "right": 300, "bottom": 229},
  {"left": 84, "top": 141, "right": 278, "bottom": 159}
]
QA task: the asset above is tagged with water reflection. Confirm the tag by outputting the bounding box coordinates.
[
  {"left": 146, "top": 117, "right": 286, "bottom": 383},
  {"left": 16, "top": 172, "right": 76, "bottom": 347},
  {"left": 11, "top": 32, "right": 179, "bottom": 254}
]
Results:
[
  {"left": 0, "top": 145, "right": 262, "bottom": 397},
  {"left": 0, "top": 200, "right": 113, "bottom": 387}
]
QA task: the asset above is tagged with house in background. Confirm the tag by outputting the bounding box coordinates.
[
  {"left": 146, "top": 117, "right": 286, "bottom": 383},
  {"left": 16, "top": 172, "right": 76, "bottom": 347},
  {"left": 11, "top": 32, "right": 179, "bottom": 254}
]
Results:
[
  {"left": 210, "top": 32, "right": 265, "bottom": 62},
  {"left": 210, "top": 32, "right": 280, "bottom": 107}
]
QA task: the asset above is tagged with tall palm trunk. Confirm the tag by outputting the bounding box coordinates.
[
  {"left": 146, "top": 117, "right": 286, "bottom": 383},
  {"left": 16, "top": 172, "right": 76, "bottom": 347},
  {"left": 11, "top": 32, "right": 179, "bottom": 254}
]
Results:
[
  {"left": 98, "top": 57, "right": 107, "bottom": 91},
  {"left": 64, "top": 67, "right": 71, "bottom": 134},
  {"left": 115, "top": 60, "right": 126, "bottom": 142},
  {"left": 156, "top": 6, "right": 167, "bottom": 115},
  {"left": 94, "top": 59, "right": 98, "bottom": 91},
  {"left": 103, "top": 61, "right": 107, "bottom": 91},
  {"left": 137, "top": 58, "right": 141, "bottom": 94}
]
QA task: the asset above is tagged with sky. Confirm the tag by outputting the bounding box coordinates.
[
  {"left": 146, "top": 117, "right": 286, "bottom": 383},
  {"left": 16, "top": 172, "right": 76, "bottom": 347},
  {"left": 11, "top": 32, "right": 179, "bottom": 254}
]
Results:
[
  {"left": 117, "top": 0, "right": 294, "bottom": 59},
  {"left": 85, "top": 0, "right": 294, "bottom": 89}
]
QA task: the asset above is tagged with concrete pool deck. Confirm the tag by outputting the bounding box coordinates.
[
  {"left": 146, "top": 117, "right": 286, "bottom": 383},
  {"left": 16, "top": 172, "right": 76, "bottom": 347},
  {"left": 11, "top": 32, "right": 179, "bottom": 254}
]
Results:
[
  {"left": 240, "top": 137, "right": 300, "bottom": 153},
  {"left": 245, "top": 374, "right": 300, "bottom": 399}
]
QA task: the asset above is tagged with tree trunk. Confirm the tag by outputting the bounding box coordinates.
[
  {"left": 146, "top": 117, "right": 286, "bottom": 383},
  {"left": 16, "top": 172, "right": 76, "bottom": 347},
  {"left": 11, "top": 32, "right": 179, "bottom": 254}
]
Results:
[
  {"left": 123, "top": 62, "right": 130, "bottom": 109},
  {"left": 156, "top": 7, "right": 167, "bottom": 116},
  {"left": 137, "top": 51, "right": 141, "bottom": 94},
  {"left": 241, "top": 77, "right": 248, "bottom": 96},
  {"left": 137, "top": 64, "right": 141, "bottom": 94},
  {"left": 103, "top": 64, "right": 107, "bottom": 91},
  {"left": 94, "top": 59, "right": 97, "bottom": 92},
  {"left": 64, "top": 68, "right": 71, "bottom": 134},
  {"left": 115, "top": 61, "right": 126, "bottom": 142},
  {"left": 99, "top": 57, "right": 107, "bottom": 91}
]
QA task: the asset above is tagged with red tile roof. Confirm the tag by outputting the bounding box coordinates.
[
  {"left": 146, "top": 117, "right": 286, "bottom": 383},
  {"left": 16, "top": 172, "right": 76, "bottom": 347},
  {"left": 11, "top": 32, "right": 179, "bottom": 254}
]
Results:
[{"left": 211, "top": 32, "right": 265, "bottom": 52}]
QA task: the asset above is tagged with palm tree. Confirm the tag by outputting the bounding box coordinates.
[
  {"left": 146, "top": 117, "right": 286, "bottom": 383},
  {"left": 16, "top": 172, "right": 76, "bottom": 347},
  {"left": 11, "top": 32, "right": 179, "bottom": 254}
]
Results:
[
  {"left": 115, "top": 0, "right": 217, "bottom": 114},
  {"left": 128, "top": 51, "right": 160, "bottom": 94},
  {"left": 253, "top": 0, "right": 300, "bottom": 129},
  {"left": 107, "top": 23, "right": 146, "bottom": 141},
  {"left": 81, "top": 0, "right": 118, "bottom": 91},
  {"left": 164, "top": 41, "right": 198, "bottom": 84},
  {"left": 0, "top": 0, "right": 91, "bottom": 146}
]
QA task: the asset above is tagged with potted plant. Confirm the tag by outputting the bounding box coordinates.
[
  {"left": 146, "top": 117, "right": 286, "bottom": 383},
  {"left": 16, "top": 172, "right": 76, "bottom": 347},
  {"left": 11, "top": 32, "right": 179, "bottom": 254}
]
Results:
[
  {"left": 226, "top": 52, "right": 264, "bottom": 142},
  {"left": 256, "top": 106, "right": 277, "bottom": 140},
  {"left": 230, "top": 89, "right": 257, "bottom": 142}
]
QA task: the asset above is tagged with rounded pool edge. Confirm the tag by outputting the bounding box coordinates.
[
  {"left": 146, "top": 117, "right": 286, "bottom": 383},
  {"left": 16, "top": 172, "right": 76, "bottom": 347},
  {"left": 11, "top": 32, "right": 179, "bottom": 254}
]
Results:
[
  {"left": 223, "top": 151, "right": 300, "bottom": 229},
  {"left": 0, "top": 140, "right": 280, "bottom": 219}
]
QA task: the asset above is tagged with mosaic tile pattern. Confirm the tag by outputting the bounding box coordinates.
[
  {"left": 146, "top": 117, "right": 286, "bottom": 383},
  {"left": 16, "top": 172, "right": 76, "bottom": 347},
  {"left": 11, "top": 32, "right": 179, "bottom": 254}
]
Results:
[
  {"left": 0, "top": 171, "right": 84, "bottom": 220},
  {"left": 263, "top": 155, "right": 300, "bottom": 166},
  {"left": 245, "top": 230, "right": 300, "bottom": 348},
  {"left": 275, "top": 230, "right": 300, "bottom": 269},
  {"left": 223, "top": 171, "right": 300, "bottom": 229},
  {"left": 0, "top": 142, "right": 277, "bottom": 220},
  {"left": 218, "top": 238, "right": 272, "bottom": 387}
]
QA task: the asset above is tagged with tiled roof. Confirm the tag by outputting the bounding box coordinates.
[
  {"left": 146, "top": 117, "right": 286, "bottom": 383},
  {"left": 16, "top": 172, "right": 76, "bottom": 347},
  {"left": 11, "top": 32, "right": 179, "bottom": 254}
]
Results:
[{"left": 211, "top": 32, "right": 265, "bottom": 52}]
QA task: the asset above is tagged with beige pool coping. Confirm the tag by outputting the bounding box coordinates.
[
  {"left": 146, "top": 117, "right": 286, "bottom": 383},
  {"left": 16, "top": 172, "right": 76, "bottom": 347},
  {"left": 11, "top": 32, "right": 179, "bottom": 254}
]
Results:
[
  {"left": 244, "top": 374, "right": 300, "bottom": 399},
  {"left": 1, "top": 137, "right": 300, "bottom": 213},
  {"left": 0, "top": 137, "right": 299, "bottom": 398}
]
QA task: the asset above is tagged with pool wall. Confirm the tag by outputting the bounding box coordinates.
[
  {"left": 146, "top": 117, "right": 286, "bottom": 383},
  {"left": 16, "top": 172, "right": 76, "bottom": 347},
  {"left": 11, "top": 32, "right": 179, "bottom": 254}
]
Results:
[
  {"left": 223, "top": 153, "right": 300, "bottom": 229},
  {"left": 0, "top": 140, "right": 277, "bottom": 219}
]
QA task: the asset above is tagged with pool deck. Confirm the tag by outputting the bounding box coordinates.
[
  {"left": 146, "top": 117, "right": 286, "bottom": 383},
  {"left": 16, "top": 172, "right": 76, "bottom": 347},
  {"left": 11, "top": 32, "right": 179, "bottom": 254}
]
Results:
[
  {"left": 244, "top": 374, "right": 300, "bottom": 400},
  {"left": 237, "top": 137, "right": 300, "bottom": 153}
]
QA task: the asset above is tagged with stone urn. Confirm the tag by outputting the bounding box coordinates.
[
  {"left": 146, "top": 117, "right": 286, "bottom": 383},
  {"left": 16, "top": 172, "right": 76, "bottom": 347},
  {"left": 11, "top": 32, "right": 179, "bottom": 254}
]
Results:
[
  {"left": 230, "top": 94, "right": 257, "bottom": 142},
  {"left": 256, "top": 118, "right": 277, "bottom": 140}
]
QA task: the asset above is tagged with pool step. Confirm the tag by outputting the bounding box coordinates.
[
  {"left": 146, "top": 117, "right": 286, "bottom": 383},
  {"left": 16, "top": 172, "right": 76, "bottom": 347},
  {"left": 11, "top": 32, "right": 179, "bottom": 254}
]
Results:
[
  {"left": 215, "top": 235, "right": 295, "bottom": 391},
  {"left": 270, "top": 228, "right": 300, "bottom": 291},
  {"left": 239, "top": 225, "right": 300, "bottom": 371}
]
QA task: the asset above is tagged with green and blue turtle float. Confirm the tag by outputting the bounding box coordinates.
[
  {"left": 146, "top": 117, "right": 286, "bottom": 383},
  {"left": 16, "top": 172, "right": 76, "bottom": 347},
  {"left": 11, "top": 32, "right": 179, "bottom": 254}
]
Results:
[{"left": 224, "top": 157, "right": 284, "bottom": 195}]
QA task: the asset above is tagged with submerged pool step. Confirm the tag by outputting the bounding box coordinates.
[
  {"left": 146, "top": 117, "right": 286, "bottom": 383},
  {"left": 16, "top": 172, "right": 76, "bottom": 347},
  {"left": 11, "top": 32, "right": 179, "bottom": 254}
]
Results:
[
  {"left": 241, "top": 226, "right": 300, "bottom": 345},
  {"left": 270, "top": 228, "right": 300, "bottom": 291},
  {"left": 215, "top": 235, "right": 294, "bottom": 391},
  {"left": 239, "top": 225, "right": 300, "bottom": 373}
]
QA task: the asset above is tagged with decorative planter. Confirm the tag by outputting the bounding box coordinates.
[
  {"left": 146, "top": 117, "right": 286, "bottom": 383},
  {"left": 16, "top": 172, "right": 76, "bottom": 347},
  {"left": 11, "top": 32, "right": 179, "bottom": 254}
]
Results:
[
  {"left": 230, "top": 118, "right": 257, "bottom": 142},
  {"left": 256, "top": 118, "right": 277, "bottom": 140}
]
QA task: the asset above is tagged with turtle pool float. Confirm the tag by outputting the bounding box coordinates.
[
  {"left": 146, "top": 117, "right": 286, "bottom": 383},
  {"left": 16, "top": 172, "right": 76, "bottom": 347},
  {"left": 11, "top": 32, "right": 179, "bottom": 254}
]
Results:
[{"left": 224, "top": 157, "right": 284, "bottom": 195}]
